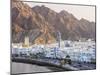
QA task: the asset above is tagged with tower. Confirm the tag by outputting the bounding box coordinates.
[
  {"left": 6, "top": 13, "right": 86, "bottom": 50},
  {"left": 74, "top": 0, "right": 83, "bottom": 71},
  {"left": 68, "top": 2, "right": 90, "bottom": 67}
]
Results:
[
  {"left": 57, "top": 31, "right": 61, "bottom": 48},
  {"left": 24, "top": 36, "right": 29, "bottom": 47},
  {"left": 23, "top": 29, "right": 29, "bottom": 47}
]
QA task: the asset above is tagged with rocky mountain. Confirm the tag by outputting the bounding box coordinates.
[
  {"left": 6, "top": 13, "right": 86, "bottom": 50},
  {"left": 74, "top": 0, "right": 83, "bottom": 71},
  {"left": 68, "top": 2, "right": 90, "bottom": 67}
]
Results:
[
  {"left": 32, "top": 6, "right": 95, "bottom": 40},
  {"left": 11, "top": 0, "right": 96, "bottom": 44},
  {"left": 11, "top": 0, "right": 56, "bottom": 44}
]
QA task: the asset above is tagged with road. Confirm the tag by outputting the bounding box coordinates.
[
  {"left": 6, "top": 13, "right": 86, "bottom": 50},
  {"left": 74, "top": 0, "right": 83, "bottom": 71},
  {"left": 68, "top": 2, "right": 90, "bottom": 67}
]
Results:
[{"left": 11, "top": 62, "right": 65, "bottom": 74}]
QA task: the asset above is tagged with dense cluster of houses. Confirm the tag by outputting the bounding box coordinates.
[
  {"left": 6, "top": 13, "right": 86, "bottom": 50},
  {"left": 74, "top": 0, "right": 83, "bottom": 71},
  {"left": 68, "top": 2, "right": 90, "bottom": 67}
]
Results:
[{"left": 12, "top": 38, "right": 96, "bottom": 63}]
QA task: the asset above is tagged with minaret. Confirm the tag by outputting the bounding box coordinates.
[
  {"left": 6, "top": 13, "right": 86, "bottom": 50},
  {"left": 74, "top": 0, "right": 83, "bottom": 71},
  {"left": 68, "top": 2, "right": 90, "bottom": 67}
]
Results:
[
  {"left": 24, "top": 30, "right": 29, "bottom": 47},
  {"left": 57, "top": 31, "right": 61, "bottom": 48},
  {"left": 24, "top": 36, "right": 29, "bottom": 47}
]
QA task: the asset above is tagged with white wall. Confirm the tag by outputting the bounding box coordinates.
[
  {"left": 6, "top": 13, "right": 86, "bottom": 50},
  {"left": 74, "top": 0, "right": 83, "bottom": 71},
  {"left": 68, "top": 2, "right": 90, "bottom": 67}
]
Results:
[{"left": 0, "top": 0, "right": 100, "bottom": 75}]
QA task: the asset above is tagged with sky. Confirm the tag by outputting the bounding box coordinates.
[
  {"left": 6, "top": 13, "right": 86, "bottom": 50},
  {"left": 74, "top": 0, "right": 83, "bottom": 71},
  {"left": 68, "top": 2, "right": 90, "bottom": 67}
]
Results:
[{"left": 23, "top": 1, "right": 95, "bottom": 22}]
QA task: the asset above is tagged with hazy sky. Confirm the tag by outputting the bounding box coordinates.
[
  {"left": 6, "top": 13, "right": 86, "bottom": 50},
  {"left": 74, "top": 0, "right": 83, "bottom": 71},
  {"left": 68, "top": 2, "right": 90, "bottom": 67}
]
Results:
[{"left": 23, "top": 2, "right": 95, "bottom": 22}]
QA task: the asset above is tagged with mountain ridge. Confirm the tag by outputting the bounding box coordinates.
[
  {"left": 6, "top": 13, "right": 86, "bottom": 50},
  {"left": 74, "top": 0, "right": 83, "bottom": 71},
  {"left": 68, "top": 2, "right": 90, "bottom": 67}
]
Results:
[{"left": 11, "top": 0, "right": 96, "bottom": 44}]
